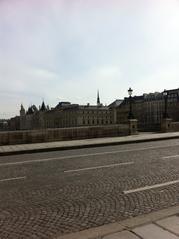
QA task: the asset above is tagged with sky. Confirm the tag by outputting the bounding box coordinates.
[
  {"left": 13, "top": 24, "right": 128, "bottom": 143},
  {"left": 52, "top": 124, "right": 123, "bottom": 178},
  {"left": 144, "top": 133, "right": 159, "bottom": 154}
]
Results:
[{"left": 1, "top": 0, "right": 179, "bottom": 118}]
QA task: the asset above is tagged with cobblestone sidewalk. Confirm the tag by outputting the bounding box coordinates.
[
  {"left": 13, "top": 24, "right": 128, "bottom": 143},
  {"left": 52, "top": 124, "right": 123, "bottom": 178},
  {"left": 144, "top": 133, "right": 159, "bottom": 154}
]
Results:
[
  {"left": 1, "top": 131, "right": 179, "bottom": 156},
  {"left": 103, "top": 216, "right": 179, "bottom": 239},
  {"left": 57, "top": 205, "right": 179, "bottom": 239}
]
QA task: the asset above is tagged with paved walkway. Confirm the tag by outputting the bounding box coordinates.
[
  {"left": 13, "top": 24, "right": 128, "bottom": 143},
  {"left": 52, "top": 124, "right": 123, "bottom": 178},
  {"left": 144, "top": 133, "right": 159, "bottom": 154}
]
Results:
[
  {"left": 57, "top": 205, "right": 179, "bottom": 239},
  {"left": 1, "top": 131, "right": 179, "bottom": 156}
]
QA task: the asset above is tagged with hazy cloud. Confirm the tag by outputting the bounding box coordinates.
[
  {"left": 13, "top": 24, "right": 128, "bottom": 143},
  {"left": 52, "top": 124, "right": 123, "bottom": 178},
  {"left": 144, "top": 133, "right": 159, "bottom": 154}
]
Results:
[{"left": 0, "top": 0, "right": 179, "bottom": 117}]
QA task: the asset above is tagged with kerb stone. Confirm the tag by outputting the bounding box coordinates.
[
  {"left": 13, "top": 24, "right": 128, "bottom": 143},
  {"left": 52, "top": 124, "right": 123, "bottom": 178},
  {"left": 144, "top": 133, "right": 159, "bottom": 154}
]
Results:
[
  {"left": 103, "top": 230, "right": 140, "bottom": 239},
  {"left": 156, "top": 216, "right": 179, "bottom": 236},
  {"left": 133, "top": 223, "right": 179, "bottom": 239}
]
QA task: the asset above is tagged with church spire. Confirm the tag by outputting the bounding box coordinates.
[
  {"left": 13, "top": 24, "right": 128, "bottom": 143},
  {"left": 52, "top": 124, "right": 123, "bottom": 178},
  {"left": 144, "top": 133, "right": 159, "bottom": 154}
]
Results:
[
  {"left": 20, "top": 104, "right": 25, "bottom": 116},
  {"left": 97, "top": 90, "right": 100, "bottom": 106}
]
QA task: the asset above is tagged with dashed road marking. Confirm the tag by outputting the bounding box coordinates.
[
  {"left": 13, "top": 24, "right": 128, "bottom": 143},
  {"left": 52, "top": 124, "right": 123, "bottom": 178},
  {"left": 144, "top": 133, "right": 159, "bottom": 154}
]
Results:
[
  {"left": 0, "top": 176, "right": 26, "bottom": 182},
  {"left": 163, "top": 155, "right": 179, "bottom": 159},
  {"left": 64, "top": 161, "right": 134, "bottom": 173},
  {"left": 0, "top": 157, "right": 61, "bottom": 167},
  {"left": 124, "top": 179, "right": 179, "bottom": 194}
]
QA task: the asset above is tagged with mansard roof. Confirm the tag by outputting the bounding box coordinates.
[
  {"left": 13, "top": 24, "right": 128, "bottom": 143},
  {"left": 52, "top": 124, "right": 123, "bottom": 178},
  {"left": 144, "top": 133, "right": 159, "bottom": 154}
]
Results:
[
  {"left": 108, "top": 99, "right": 123, "bottom": 108},
  {"left": 55, "top": 102, "right": 71, "bottom": 109}
]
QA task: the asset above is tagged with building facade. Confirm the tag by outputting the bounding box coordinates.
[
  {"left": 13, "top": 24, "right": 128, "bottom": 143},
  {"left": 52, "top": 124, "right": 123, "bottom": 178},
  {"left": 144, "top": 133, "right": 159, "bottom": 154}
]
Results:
[
  {"left": 19, "top": 98, "right": 115, "bottom": 130},
  {"left": 116, "top": 89, "right": 179, "bottom": 131},
  {"left": 8, "top": 88, "right": 179, "bottom": 132}
]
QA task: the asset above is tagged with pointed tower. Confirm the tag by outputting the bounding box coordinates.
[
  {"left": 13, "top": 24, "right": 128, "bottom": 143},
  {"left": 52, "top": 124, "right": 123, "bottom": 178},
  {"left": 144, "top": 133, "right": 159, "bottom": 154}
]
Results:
[
  {"left": 40, "top": 101, "right": 46, "bottom": 111},
  {"left": 20, "top": 104, "right": 26, "bottom": 130},
  {"left": 97, "top": 90, "right": 100, "bottom": 106},
  {"left": 20, "top": 104, "right": 25, "bottom": 116}
]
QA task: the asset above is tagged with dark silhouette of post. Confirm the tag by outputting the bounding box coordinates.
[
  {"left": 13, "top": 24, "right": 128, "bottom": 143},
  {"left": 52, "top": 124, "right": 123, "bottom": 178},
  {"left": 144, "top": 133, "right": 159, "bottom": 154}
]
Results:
[
  {"left": 127, "top": 87, "right": 138, "bottom": 135},
  {"left": 163, "top": 90, "right": 168, "bottom": 118},
  {"left": 128, "top": 87, "right": 134, "bottom": 119}
]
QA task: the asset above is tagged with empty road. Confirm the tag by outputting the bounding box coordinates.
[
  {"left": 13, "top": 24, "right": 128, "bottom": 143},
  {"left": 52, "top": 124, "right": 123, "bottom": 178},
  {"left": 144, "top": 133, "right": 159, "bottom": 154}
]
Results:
[{"left": 1, "top": 139, "right": 179, "bottom": 238}]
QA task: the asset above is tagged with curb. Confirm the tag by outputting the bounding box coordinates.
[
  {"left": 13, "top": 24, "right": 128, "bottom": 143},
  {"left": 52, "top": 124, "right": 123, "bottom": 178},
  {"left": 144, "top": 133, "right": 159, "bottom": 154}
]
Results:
[
  {"left": 1, "top": 134, "right": 179, "bottom": 156},
  {"left": 55, "top": 205, "right": 179, "bottom": 239}
]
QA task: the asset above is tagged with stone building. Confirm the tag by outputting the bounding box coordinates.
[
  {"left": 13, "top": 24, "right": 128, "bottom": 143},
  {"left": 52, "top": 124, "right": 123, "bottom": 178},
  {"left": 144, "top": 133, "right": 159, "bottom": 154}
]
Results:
[
  {"left": 19, "top": 94, "right": 115, "bottom": 130},
  {"left": 9, "top": 116, "right": 20, "bottom": 130},
  {"left": 108, "top": 99, "right": 123, "bottom": 125},
  {"left": 116, "top": 89, "right": 179, "bottom": 131},
  {"left": 10, "top": 88, "right": 179, "bottom": 132},
  {"left": 0, "top": 119, "right": 9, "bottom": 131}
]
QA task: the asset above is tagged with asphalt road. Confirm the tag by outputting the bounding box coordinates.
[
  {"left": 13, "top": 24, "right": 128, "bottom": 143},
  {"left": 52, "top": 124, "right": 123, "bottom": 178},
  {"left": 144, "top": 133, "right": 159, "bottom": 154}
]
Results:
[{"left": 1, "top": 139, "right": 179, "bottom": 238}]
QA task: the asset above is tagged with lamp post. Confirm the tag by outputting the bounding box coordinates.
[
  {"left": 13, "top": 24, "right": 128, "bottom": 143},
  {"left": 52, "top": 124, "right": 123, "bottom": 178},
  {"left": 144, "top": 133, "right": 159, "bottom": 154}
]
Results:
[
  {"left": 163, "top": 90, "right": 168, "bottom": 118},
  {"left": 128, "top": 87, "right": 134, "bottom": 119}
]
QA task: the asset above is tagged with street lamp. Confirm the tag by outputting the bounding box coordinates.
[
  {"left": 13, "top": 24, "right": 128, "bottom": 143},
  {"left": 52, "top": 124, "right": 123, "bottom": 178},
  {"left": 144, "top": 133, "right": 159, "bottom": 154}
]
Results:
[
  {"left": 163, "top": 90, "right": 168, "bottom": 118},
  {"left": 128, "top": 87, "right": 134, "bottom": 119}
]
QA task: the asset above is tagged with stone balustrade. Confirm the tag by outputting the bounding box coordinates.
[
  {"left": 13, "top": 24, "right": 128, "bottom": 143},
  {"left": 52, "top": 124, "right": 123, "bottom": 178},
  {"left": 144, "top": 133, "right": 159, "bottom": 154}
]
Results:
[{"left": 0, "top": 124, "right": 129, "bottom": 145}]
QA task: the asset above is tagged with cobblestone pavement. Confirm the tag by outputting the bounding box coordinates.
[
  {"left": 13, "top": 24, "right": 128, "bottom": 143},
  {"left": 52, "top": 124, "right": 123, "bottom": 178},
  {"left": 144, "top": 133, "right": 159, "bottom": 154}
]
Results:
[{"left": 1, "top": 139, "right": 179, "bottom": 238}]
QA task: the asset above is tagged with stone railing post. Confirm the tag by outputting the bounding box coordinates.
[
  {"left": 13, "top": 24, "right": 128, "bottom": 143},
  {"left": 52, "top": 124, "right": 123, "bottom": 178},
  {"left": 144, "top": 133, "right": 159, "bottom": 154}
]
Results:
[
  {"left": 128, "top": 119, "right": 138, "bottom": 135},
  {"left": 161, "top": 118, "right": 172, "bottom": 132}
]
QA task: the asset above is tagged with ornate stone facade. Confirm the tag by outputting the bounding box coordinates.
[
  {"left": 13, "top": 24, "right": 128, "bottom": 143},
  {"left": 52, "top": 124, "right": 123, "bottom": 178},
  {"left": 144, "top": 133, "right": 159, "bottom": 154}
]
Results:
[
  {"left": 8, "top": 88, "right": 179, "bottom": 132},
  {"left": 116, "top": 89, "right": 179, "bottom": 131},
  {"left": 19, "top": 101, "right": 115, "bottom": 130}
]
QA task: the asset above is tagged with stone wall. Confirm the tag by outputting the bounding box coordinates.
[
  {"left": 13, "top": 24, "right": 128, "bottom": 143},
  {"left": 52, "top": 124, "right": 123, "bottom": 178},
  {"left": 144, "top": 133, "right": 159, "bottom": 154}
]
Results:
[
  {"left": 171, "top": 122, "right": 179, "bottom": 132},
  {"left": 161, "top": 119, "right": 179, "bottom": 133},
  {"left": 0, "top": 124, "right": 129, "bottom": 145}
]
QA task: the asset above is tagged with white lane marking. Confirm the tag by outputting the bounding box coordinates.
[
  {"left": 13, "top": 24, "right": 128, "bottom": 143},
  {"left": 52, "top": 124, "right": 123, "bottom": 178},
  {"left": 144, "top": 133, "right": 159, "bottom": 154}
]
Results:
[
  {"left": 0, "top": 157, "right": 62, "bottom": 167},
  {"left": 0, "top": 143, "right": 179, "bottom": 167},
  {"left": 0, "top": 176, "right": 26, "bottom": 182},
  {"left": 124, "top": 179, "right": 179, "bottom": 194},
  {"left": 163, "top": 155, "right": 179, "bottom": 159},
  {"left": 64, "top": 162, "right": 133, "bottom": 173}
]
